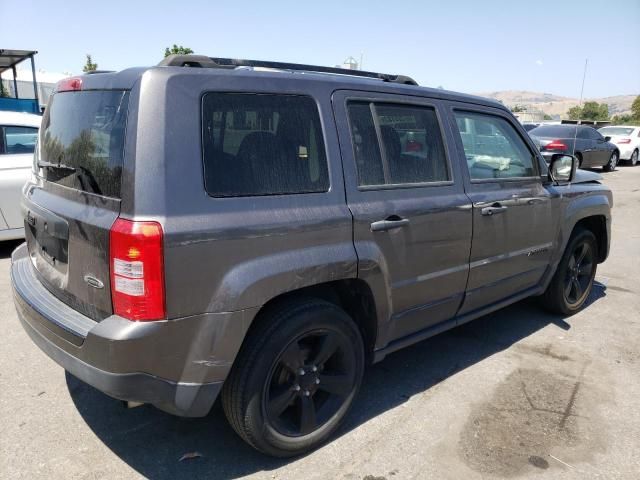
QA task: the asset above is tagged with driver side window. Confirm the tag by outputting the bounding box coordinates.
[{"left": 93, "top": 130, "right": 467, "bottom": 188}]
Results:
[{"left": 453, "top": 111, "right": 536, "bottom": 180}]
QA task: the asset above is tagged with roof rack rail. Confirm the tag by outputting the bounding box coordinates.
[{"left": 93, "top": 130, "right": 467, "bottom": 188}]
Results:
[
  {"left": 84, "top": 70, "right": 115, "bottom": 75},
  {"left": 157, "top": 54, "right": 418, "bottom": 86}
]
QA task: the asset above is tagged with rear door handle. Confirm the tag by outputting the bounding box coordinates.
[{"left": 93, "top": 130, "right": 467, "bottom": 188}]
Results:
[
  {"left": 481, "top": 205, "right": 508, "bottom": 216},
  {"left": 370, "top": 217, "right": 410, "bottom": 232}
]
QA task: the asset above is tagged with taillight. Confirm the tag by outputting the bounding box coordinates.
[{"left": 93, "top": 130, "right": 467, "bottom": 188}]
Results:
[
  {"left": 405, "top": 140, "right": 423, "bottom": 152},
  {"left": 56, "top": 77, "right": 83, "bottom": 92},
  {"left": 544, "top": 140, "right": 568, "bottom": 151},
  {"left": 618, "top": 138, "right": 631, "bottom": 144},
  {"left": 110, "top": 218, "right": 165, "bottom": 321}
]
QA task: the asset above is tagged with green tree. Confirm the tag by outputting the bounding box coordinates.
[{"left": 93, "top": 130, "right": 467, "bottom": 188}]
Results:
[
  {"left": 611, "top": 114, "right": 633, "bottom": 125},
  {"left": 567, "top": 101, "right": 609, "bottom": 121},
  {"left": 543, "top": 114, "right": 553, "bottom": 120},
  {"left": 511, "top": 104, "right": 526, "bottom": 113},
  {"left": 164, "top": 44, "right": 194, "bottom": 57},
  {"left": 82, "top": 54, "right": 98, "bottom": 73},
  {"left": 0, "top": 81, "right": 8, "bottom": 98},
  {"left": 567, "top": 105, "right": 581, "bottom": 120},
  {"left": 631, "top": 95, "right": 640, "bottom": 120}
]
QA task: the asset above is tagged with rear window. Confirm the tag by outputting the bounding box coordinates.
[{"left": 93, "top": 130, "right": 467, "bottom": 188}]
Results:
[
  {"left": 38, "top": 90, "right": 129, "bottom": 199},
  {"left": 201, "top": 93, "right": 329, "bottom": 197},
  {"left": 599, "top": 127, "right": 635, "bottom": 136},
  {"left": 529, "top": 125, "right": 576, "bottom": 137}
]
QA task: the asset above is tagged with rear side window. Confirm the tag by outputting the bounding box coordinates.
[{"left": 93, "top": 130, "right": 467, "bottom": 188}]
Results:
[
  {"left": 453, "top": 111, "right": 536, "bottom": 180},
  {"left": 39, "top": 90, "right": 129, "bottom": 198},
  {"left": 201, "top": 93, "right": 329, "bottom": 197},
  {"left": 2, "top": 126, "right": 38, "bottom": 154},
  {"left": 347, "top": 101, "right": 449, "bottom": 186}
]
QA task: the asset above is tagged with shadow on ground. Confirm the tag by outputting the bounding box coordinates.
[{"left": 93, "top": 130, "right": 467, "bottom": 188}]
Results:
[
  {"left": 0, "top": 239, "right": 23, "bottom": 260},
  {"left": 67, "top": 285, "right": 606, "bottom": 480}
]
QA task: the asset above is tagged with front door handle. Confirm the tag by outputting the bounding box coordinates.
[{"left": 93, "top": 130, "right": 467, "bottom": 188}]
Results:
[
  {"left": 481, "top": 205, "right": 508, "bottom": 216},
  {"left": 370, "top": 217, "right": 410, "bottom": 232}
]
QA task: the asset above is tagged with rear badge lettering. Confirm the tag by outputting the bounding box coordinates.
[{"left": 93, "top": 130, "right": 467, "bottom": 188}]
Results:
[{"left": 84, "top": 275, "right": 104, "bottom": 289}]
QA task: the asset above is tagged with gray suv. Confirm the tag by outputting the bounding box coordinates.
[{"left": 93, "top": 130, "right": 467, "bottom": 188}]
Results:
[{"left": 11, "top": 55, "right": 612, "bottom": 457}]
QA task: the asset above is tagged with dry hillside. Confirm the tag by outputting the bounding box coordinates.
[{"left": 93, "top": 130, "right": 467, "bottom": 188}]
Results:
[{"left": 475, "top": 90, "right": 637, "bottom": 118}]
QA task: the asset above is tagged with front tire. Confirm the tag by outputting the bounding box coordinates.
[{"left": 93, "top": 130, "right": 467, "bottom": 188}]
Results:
[
  {"left": 222, "top": 298, "right": 365, "bottom": 457},
  {"left": 542, "top": 229, "right": 598, "bottom": 316},
  {"left": 603, "top": 151, "right": 618, "bottom": 171}
]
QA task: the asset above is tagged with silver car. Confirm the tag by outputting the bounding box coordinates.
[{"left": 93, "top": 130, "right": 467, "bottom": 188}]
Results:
[{"left": 0, "top": 111, "right": 40, "bottom": 240}]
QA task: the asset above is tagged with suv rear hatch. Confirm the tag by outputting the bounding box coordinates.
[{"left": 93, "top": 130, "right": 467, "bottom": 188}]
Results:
[{"left": 23, "top": 87, "right": 129, "bottom": 321}]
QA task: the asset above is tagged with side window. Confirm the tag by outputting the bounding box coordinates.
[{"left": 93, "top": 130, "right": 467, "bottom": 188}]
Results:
[
  {"left": 347, "top": 101, "right": 449, "bottom": 186},
  {"left": 2, "top": 126, "right": 38, "bottom": 154},
  {"left": 201, "top": 93, "right": 329, "bottom": 197},
  {"left": 577, "top": 128, "right": 590, "bottom": 139},
  {"left": 591, "top": 129, "right": 604, "bottom": 141},
  {"left": 452, "top": 111, "right": 536, "bottom": 180}
]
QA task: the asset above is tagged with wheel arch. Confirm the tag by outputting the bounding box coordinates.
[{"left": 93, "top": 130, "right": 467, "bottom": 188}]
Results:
[
  {"left": 240, "top": 279, "right": 380, "bottom": 364},
  {"left": 562, "top": 193, "right": 611, "bottom": 264},
  {"left": 572, "top": 215, "right": 609, "bottom": 263}
]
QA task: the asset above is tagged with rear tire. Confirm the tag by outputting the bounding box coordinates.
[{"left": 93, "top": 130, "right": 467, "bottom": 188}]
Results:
[
  {"left": 222, "top": 298, "right": 365, "bottom": 457},
  {"left": 629, "top": 149, "right": 639, "bottom": 166},
  {"left": 603, "top": 151, "right": 618, "bottom": 171},
  {"left": 542, "top": 229, "right": 598, "bottom": 316},
  {"left": 575, "top": 152, "right": 583, "bottom": 168}
]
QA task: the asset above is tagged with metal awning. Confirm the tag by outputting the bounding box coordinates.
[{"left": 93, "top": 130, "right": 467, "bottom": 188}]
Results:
[{"left": 0, "top": 49, "right": 38, "bottom": 74}]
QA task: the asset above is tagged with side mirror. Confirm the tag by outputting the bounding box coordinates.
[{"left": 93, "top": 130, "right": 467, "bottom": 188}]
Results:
[
  {"left": 548, "top": 153, "right": 577, "bottom": 184},
  {"left": 604, "top": 136, "right": 612, "bottom": 142}
]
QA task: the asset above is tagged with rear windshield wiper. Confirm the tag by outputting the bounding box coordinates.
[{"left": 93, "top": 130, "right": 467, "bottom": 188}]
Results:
[{"left": 38, "top": 161, "right": 103, "bottom": 195}]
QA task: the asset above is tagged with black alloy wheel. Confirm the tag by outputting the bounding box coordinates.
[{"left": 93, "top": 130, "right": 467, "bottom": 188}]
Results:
[
  {"left": 542, "top": 228, "right": 598, "bottom": 315},
  {"left": 222, "top": 298, "right": 364, "bottom": 457},
  {"left": 563, "top": 240, "right": 595, "bottom": 308},
  {"left": 264, "top": 329, "right": 356, "bottom": 437}
]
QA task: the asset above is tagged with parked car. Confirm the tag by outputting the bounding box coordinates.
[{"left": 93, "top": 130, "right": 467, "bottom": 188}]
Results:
[
  {"left": 522, "top": 122, "right": 540, "bottom": 132},
  {"left": 11, "top": 56, "right": 612, "bottom": 457},
  {"left": 597, "top": 125, "right": 640, "bottom": 166},
  {"left": 529, "top": 124, "right": 620, "bottom": 171},
  {"left": 0, "top": 111, "right": 40, "bottom": 240}
]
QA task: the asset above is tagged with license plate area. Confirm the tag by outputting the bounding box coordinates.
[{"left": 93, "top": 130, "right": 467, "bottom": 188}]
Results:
[{"left": 24, "top": 204, "right": 70, "bottom": 279}]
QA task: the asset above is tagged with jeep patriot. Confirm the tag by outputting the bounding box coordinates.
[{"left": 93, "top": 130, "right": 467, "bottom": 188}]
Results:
[{"left": 11, "top": 55, "right": 612, "bottom": 457}]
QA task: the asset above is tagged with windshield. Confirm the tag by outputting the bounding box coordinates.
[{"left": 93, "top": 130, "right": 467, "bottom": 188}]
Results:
[
  {"left": 598, "top": 127, "right": 635, "bottom": 136},
  {"left": 38, "top": 90, "right": 129, "bottom": 198}
]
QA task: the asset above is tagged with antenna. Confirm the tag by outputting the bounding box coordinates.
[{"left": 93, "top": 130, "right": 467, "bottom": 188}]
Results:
[
  {"left": 578, "top": 59, "right": 588, "bottom": 106},
  {"left": 572, "top": 59, "right": 588, "bottom": 157}
]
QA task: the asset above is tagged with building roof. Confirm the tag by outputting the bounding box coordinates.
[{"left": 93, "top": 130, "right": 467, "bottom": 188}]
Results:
[
  {"left": 0, "top": 49, "right": 37, "bottom": 75},
  {"left": 0, "top": 110, "right": 42, "bottom": 127}
]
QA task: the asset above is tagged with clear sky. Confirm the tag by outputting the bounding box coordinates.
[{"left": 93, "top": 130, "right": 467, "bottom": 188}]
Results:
[{"left": 1, "top": 0, "right": 638, "bottom": 98}]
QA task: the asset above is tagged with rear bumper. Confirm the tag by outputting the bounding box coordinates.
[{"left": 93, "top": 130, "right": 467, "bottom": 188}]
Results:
[
  {"left": 0, "top": 227, "right": 25, "bottom": 241},
  {"left": 11, "top": 243, "right": 257, "bottom": 417},
  {"left": 616, "top": 146, "right": 635, "bottom": 160}
]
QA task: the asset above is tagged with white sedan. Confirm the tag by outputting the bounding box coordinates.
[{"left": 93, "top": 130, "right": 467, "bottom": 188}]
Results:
[
  {"left": 598, "top": 125, "right": 640, "bottom": 166},
  {"left": 0, "top": 111, "right": 41, "bottom": 240}
]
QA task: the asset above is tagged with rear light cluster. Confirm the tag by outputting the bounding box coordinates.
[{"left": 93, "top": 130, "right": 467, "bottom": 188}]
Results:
[
  {"left": 617, "top": 138, "right": 631, "bottom": 144},
  {"left": 56, "top": 77, "right": 83, "bottom": 92},
  {"left": 109, "top": 218, "right": 166, "bottom": 321},
  {"left": 544, "top": 140, "right": 568, "bottom": 152}
]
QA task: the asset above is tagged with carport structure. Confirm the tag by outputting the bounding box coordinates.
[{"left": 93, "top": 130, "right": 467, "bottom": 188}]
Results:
[{"left": 0, "top": 49, "right": 39, "bottom": 113}]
